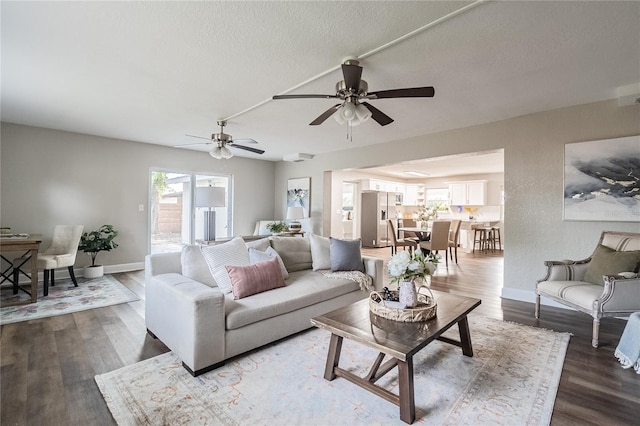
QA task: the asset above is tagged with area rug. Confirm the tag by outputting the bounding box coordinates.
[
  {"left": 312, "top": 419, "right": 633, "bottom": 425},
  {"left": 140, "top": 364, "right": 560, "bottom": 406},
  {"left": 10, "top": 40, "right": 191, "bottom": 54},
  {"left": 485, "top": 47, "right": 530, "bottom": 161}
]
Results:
[
  {"left": 1, "top": 274, "right": 139, "bottom": 325},
  {"left": 95, "top": 315, "right": 570, "bottom": 425}
]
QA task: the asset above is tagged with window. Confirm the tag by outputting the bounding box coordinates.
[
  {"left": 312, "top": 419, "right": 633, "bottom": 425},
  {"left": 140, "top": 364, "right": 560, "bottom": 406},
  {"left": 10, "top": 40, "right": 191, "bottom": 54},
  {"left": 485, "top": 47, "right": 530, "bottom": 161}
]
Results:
[
  {"left": 425, "top": 188, "right": 449, "bottom": 211},
  {"left": 150, "top": 170, "right": 232, "bottom": 253}
]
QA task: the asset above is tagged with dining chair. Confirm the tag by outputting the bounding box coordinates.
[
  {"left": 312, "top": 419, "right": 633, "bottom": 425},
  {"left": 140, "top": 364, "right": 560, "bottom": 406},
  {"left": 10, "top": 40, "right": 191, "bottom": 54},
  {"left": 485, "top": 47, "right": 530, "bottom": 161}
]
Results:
[
  {"left": 419, "top": 220, "right": 451, "bottom": 267},
  {"left": 387, "top": 220, "right": 417, "bottom": 255},
  {"left": 448, "top": 219, "right": 462, "bottom": 264},
  {"left": 14, "top": 225, "right": 84, "bottom": 296},
  {"left": 399, "top": 218, "right": 419, "bottom": 241}
]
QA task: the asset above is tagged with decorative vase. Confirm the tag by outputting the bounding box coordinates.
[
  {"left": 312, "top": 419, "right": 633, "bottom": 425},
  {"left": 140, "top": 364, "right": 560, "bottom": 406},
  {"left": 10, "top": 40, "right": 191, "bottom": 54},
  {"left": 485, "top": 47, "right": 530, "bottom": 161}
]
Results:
[{"left": 399, "top": 280, "right": 418, "bottom": 308}]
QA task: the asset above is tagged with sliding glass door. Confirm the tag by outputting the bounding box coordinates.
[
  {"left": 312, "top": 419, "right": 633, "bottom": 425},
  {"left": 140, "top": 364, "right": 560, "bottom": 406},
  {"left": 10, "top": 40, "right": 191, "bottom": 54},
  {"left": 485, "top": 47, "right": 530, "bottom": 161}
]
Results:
[{"left": 150, "top": 170, "right": 232, "bottom": 253}]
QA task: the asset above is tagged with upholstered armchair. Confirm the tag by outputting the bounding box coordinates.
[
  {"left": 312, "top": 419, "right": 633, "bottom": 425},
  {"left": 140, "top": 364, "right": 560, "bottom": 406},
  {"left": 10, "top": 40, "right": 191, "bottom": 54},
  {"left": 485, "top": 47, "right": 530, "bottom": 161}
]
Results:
[
  {"left": 14, "top": 225, "right": 84, "bottom": 296},
  {"left": 535, "top": 231, "right": 640, "bottom": 348}
]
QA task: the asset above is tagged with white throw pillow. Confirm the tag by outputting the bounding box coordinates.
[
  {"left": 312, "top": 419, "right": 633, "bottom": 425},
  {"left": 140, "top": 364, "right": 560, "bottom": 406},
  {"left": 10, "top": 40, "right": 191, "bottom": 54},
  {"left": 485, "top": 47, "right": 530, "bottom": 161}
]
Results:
[
  {"left": 201, "top": 237, "right": 250, "bottom": 293},
  {"left": 245, "top": 237, "right": 271, "bottom": 252},
  {"left": 249, "top": 247, "right": 289, "bottom": 279},
  {"left": 181, "top": 244, "right": 217, "bottom": 287},
  {"left": 309, "top": 234, "right": 331, "bottom": 271}
]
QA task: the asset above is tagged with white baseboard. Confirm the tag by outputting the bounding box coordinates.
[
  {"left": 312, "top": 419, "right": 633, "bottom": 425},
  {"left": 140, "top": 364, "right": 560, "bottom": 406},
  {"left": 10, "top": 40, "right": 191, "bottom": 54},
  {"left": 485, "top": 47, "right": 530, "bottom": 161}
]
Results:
[
  {"left": 14, "top": 262, "right": 145, "bottom": 283},
  {"left": 500, "top": 287, "right": 573, "bottom": 310}
]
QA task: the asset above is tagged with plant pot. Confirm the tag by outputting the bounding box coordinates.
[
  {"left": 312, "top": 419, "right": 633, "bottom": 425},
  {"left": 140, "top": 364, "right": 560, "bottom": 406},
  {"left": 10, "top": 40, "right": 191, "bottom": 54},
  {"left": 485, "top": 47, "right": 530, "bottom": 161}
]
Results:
[{"left": 84, "top": 265, "right": 104, "bottom": 279}]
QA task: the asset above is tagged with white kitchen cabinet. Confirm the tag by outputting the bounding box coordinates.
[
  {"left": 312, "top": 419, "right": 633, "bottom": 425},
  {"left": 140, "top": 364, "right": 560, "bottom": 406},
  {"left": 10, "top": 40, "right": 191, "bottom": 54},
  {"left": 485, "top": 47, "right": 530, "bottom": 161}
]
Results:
[
  {"left": 404, "top": 184, "right": 420, "bottom": 205},
  {"left": 449, "top": 181, "right": 486, "bottom": 205}
]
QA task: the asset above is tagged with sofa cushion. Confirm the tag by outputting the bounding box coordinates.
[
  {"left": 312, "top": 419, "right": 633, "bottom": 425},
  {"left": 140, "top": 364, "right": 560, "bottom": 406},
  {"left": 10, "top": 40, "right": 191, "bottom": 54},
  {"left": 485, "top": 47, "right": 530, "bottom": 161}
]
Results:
[
  {"left": 584, "top": 244, "right": 640, "bottom": 285},
  {"left": 227, "top": 257, "right": 285, "bottom": 299},
  {"left": 309, "top": 234, "right": 331, "bottom": 270},
  {"left": 201, "top": 237, "right": 250, "bottom": 293},
  {"left": 269, "top": 237, "right": 312, "bottom": 272},
  {"left": 537, "top": 280, "right": 605, "bottom": 310},
  {"left": 330, "top": 237, "right": 365, "bottom": 272},
  {"left": 225, "top": 269, "right": 360, "bottom": 330},
  {"left": 181, "top": 244, "right": 216, "bottom": 287},
  {"left": 245, "top": 237, "right": 271, "bottom": 252},
  {"left": 249, "top": 247, "right": 289, "bottom": 279}
]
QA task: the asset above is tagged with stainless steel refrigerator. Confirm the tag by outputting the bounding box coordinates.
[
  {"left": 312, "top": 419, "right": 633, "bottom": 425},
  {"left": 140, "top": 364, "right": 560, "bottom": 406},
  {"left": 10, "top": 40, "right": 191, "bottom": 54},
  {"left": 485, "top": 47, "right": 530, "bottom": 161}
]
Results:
[{"left": 360, "top": 191, "right": 393, "bottom": 248}]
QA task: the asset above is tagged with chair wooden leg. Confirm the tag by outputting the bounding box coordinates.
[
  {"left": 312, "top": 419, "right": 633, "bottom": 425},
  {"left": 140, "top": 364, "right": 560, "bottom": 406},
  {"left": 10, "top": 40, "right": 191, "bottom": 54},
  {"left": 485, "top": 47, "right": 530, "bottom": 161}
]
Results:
[
  {"left": 43, "top": 270, "right": 50, "bottom": 297},
  {"left": 454, "top": 245, "right": 458, "bottom": 263},
  {"left": 51, "top": 269, "right": 55, "bottom": 287},
  {"left": 12, "top": 268, "right": 19, "bottom": 294},
  {"left": 68, "top": 266, "right": 79, "bottom": 287},
  {"left": 592, "top": 319, "right": 600, "bottom": 348},
  {"left": 534, "top": 295, "right": 541, "bottom": 318}
]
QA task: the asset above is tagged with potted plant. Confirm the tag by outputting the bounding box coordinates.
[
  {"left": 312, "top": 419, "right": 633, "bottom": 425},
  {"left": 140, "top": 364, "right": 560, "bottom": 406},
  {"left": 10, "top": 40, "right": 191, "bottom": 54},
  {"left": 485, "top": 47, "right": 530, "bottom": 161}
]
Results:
[
  {"left": 266, "top": 221, "right": 289, "bottom": 235},
  {"left": 78, "top": 224, "right": 119, "bottom": 278}
]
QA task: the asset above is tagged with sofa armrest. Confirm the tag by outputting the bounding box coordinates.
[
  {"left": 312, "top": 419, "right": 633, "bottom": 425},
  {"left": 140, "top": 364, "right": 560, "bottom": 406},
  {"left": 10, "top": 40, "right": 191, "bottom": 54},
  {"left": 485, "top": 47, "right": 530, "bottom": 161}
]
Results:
[
  {"left": 598, "top": 276, "right": 640, "bottom": 313},
  {"left": 145, "top": 252, "right": 181, "bottom": 282},
  {"left": 538, "top": 259, "right": 590, "bottom": 283},
  {"left": 145, "top": 273, "right": 226, "bottom": 374},
  {"left": 363, "top": 255, "right": 384, "bottom": 291}
]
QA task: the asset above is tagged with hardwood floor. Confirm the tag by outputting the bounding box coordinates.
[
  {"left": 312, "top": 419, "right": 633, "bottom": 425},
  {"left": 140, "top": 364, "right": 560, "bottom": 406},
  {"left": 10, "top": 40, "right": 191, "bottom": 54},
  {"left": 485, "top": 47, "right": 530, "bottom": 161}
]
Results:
[{"left": 1, "top": 248, "right": 638, "bottom": 425}]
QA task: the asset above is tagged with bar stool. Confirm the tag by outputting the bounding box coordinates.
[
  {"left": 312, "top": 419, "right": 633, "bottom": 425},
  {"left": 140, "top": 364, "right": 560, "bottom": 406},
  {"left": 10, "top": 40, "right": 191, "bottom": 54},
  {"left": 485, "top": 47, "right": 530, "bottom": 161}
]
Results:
[
  {"left": 489, "top": 226, "right": 502, "bottom": 251},
  {"left": 472, "top": 227, "right": 492, "bottom": 253}
]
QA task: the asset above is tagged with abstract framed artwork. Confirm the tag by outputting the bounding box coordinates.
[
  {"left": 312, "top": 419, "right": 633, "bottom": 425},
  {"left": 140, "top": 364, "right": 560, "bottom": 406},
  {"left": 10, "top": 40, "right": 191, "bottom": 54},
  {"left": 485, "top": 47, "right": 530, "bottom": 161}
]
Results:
[
  {"left": 564, "top": 135, "right": 640, "bottom": 221},
  {"left": 287, "top": 177, "right": 311, "bottom": 218}
]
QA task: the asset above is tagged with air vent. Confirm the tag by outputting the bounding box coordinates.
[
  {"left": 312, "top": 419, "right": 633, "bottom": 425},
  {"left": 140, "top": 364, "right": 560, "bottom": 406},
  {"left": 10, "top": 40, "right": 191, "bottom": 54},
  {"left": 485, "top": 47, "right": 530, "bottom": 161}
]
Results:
[{"left": 283, "top": 153, "right": 314, "bottom": 162}]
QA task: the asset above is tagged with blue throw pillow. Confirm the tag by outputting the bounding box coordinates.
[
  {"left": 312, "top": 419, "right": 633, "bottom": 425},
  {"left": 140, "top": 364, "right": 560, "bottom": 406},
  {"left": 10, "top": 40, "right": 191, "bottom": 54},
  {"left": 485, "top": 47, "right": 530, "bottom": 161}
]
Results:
[{"left": 329, "top": 237, "right": 364, "bottom": 272}]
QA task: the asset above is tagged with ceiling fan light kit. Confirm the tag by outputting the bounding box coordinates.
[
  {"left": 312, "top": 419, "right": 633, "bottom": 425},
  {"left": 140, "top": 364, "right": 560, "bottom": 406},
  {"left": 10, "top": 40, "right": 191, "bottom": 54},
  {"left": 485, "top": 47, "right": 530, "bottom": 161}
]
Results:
[{"left": 210, "top": 145, "right": 234, "bottom": 159}]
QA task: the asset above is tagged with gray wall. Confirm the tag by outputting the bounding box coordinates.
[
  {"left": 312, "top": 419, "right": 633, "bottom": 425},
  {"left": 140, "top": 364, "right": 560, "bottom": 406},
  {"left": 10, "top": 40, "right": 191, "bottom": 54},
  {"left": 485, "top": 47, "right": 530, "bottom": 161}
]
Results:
[
  {"left": 0, "top": 123, "right": 276, "bottom": 269},
  {"left": 2, "top": 99, "right": 639, "bottom": 302},
  {"left": 274, "top": 100, "right": 640, "bottom": 302}
]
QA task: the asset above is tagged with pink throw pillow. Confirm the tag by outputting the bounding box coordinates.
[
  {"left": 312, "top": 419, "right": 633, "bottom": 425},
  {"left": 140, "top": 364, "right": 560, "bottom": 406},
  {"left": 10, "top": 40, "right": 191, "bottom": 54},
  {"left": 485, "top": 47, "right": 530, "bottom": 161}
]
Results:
[{"left": 226, "top": 257, "right": 285, "bottom": 299}]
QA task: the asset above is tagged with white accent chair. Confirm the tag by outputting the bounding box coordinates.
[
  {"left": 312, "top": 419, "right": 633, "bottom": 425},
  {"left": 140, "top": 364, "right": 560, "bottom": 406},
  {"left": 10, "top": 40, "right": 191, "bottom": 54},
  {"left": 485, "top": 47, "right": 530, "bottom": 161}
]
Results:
[
  {"left": 15, "top": 225, "right": 84, "bottom": 296},
  {"left": 535, "top": 231, "right": 640, "bottom": 348}
]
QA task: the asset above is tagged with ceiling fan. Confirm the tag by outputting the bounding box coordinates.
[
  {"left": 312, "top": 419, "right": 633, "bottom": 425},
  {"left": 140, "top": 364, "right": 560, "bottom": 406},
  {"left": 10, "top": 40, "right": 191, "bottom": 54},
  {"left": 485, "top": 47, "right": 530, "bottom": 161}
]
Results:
[
  {"left": 272, "top": 59, "right": 435, "bottom": 127},
  {"left": 175, "top": 120, "right": 265, "bottom": 159}
]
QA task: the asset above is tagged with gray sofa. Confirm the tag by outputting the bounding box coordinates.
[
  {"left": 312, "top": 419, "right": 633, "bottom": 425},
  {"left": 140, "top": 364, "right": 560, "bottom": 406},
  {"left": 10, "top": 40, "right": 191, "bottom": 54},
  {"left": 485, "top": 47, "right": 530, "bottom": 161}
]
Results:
[{"left": 145, "top": 236, "right": 384, "bottom": 376}]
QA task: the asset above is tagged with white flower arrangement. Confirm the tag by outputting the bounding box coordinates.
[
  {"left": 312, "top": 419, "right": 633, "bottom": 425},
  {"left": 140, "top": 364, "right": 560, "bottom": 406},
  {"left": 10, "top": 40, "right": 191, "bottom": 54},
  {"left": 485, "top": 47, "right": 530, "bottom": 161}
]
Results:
[
  {"left": 387, "top": 250, "right": 438, "bottom": 285},
  {"left": 415, "top": 205, "right": 439, "bottom": 222}
]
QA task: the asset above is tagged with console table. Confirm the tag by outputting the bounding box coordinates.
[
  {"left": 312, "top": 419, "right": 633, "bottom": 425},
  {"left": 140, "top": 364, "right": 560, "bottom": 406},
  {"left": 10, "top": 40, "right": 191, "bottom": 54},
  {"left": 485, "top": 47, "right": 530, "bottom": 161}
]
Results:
[{"left": 0, "top": 234, "right": 42, "bottom": 305}]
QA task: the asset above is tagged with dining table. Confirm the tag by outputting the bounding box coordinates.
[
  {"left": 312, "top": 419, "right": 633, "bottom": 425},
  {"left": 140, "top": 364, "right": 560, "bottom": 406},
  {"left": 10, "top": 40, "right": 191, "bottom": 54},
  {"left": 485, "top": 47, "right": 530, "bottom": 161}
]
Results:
[
  {"left": 0, "top": 233, "right": 42, "bottom": 305},
  {"left": 398, "top": 227, "right": 431, "bottom": 241}
]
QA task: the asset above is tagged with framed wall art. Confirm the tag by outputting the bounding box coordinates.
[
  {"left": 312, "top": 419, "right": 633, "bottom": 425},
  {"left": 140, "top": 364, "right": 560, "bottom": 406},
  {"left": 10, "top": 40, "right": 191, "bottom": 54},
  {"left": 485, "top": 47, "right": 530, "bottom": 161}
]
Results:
[
  {"left": 287, "top": 177, "right": 311, "bottom": 218},
  {"left": 564, "top": 135, "right": 640, "bottom": 222}
]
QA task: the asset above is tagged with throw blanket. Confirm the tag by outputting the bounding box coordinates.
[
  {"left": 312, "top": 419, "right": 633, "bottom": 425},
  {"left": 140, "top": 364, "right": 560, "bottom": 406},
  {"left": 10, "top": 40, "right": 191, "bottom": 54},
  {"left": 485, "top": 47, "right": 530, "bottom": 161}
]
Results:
[
  {"left": 615, "top": 312, "right": 640, "bottom": 374},
  {"left": 321, "top": 270, "right": 373, "bottom": 292}
]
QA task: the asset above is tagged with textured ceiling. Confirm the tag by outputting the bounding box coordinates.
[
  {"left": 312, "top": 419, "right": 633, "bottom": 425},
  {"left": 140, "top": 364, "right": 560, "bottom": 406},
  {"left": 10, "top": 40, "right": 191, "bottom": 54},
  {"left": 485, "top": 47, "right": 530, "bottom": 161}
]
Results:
[{"left": 2, "top": 1, "right": 639, "bottom": 168}]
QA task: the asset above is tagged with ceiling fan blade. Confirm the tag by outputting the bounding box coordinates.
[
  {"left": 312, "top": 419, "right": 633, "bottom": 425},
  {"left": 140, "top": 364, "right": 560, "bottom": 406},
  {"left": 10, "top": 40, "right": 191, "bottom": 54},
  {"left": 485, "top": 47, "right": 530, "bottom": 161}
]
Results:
[
  {"left": 233, "top": 138, "right": 258, "bottom": 144},
  {"left": 368, "top": 86, "right": 435, "bottom": 99},
  {"left": 342, "top": 63, "right": 362, "bottom": 92},
  {"left": 361, "top": 102, "right": 394, "bottom": 126},
  {"left": 185, "top": 134, "right": 213, "bottom": 140},
  {"left": 310, "top": 104, "right": 342, "bottom": 125},
  {"left": 273, "top": 94, "right": 339, "bottom": 100},
  {"left": 231, "top": 144, "right": 265, "bottom": 154},
  {"left": 174, "top": 142, "right": 212, "bottom": 147}
]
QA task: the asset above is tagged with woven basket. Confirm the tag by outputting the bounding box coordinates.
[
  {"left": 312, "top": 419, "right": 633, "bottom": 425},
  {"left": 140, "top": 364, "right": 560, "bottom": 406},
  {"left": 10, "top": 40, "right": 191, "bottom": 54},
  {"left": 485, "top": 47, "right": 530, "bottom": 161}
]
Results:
[{"left": 369, "top": 285, "right": 437, "bottom": 322}]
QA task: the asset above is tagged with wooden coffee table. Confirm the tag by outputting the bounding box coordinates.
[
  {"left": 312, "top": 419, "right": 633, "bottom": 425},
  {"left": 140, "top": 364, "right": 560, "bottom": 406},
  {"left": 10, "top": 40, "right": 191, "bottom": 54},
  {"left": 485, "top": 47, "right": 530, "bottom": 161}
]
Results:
[{"left": 310, "top": 290, "right": 481, "bottom": 424}]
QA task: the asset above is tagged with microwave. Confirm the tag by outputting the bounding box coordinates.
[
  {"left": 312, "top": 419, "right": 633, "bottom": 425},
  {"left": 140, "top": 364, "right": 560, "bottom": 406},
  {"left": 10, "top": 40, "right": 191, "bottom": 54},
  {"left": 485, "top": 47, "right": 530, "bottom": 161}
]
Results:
[{"left": 394, "top": 192, "right": 403, "bottom": 205}]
